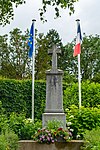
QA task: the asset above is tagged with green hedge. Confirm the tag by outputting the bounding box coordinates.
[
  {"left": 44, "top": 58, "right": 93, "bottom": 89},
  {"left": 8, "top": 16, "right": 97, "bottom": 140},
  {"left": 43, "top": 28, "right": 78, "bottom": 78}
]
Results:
[
  {"left": 0, "top": 79, "right": 100, "bottom": 119},
  {"left": 63, "top": 81, "right": 100, "bottom": 108},
  {"left": 0, "top": 79, "right": 46, "bottom": 119}
]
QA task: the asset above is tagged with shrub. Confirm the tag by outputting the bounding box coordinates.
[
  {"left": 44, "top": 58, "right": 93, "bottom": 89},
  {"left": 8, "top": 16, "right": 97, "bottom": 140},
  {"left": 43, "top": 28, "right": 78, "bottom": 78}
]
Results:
[
  {"left": 8, "top": 112, "right": 26, "bottom": 138},
  {"left": 81, "top": 126, "right": 100, "bottom": 150},
  {"left": 66, "top": 105, "right": 100, "bottom": 139},
  {"left": 19, "top": 119, "right": 42, "bottom": 140},
  {"left": 0, "top": 101, "right": 9, "bottom": 134},
  {"left": 0, "top": 131, "right": 18, "bottom": 150},
  {"left": 0, "top": 79, "right": 46, "bottom": 119},
  {"left": 0, "top": 79, "right": 100, "bottom": 120},
  {"left": 33, "top": 120, "right": 72, "bottom": 144},
  {"left": 63, "top": 81, "right": 100, "bottom": 108},
  {"left": 7, "top": 112, "right": 42, "bottom": 140}
]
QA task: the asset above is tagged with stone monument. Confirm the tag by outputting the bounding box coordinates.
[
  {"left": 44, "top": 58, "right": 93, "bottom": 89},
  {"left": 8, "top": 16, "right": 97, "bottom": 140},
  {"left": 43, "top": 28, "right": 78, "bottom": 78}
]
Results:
[{"left": 42, "top": 45, "right": 66, "bottom": 128}]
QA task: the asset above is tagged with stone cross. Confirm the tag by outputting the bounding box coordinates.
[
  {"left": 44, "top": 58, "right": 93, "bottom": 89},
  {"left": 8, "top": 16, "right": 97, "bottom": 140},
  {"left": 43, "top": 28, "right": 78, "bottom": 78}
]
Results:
[
  {"left": 48, "top": 45, "right": 61, "bottom": 69},
  {"left": 42, "top": 44, "right": 66, "bottom": 129}
]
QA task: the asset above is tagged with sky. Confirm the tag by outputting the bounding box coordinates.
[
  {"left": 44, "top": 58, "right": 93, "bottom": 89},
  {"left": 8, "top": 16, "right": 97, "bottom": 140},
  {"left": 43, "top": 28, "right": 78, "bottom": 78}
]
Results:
[{"left": 0, "top": 0, "right": 100, "bottom": 45}]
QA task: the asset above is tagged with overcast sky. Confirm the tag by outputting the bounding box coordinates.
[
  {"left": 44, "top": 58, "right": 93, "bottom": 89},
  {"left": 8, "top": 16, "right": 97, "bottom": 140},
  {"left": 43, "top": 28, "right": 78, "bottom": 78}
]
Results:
[{"left": 0, "top": 0, "right": 100, "bottom": 45}]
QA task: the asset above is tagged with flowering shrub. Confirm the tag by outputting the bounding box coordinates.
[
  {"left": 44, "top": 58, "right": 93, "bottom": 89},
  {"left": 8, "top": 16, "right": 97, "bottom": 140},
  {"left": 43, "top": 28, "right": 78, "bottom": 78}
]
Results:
[
  {"left": 53, "top": 128, "right": 72, "bottom": 141},
  {"left": 33, "top": 127, "right": 72, "bottom": 144},
  {"left": 33, "top": 128, "right": 55, "bottom": 144}
]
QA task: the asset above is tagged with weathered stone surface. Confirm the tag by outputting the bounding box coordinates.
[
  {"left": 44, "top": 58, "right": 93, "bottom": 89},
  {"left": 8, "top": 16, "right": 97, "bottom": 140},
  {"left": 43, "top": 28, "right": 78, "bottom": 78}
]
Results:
[
  {"left": 45, "top": 70, "right": 64, "bottom": 113},
  {"left": 42, "top": 45, "right": 66, "bottom": 128},
  {"left": 18, "top": 140, "right": 84, "bottom": 150},
  {"left": 42, "top": 113, "right": 66, "bottom": 128}
]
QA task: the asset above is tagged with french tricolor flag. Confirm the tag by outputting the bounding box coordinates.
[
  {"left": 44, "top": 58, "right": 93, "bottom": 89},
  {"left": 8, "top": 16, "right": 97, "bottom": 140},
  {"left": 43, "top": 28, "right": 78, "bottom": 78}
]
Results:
[{"left": 73, "top": 20, "right": 82, "bottom": 57}]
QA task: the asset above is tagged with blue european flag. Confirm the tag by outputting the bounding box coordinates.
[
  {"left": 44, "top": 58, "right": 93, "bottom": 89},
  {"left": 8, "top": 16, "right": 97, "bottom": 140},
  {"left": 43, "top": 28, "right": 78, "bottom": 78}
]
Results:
[{"left": 28, "top": 23, "right": 34, "bottom": 58}]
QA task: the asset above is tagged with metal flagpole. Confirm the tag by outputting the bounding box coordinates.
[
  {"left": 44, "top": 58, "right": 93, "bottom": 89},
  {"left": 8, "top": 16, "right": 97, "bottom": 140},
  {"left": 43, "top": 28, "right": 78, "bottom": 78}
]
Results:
[
  {"left": 76, "top": 19, "right": 82, "bottom": 108},
  {"left": 32, "top": 19, "right": 36, "bottom": 121},
  {"left": 78, "top": 54, "right": 81, "bottom": 108}
]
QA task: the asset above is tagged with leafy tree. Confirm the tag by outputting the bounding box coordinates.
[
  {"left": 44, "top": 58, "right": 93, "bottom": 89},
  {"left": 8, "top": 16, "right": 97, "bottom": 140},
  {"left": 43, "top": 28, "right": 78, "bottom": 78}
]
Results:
[
  {"left": 35, "top": 29, "right": 63, "bottom": 80},
  {"left": 59, "top": 34, "right": 100, "bottom": 81},
  {"left": 40, "top": 0, "right": 78, "bottom": 22},
  {"left": 0, "top": 0, "right": 26, "bottom": 26},
  {"left": 81, "top": 34, "right": 100, "bottom": 80},
  {"left": 0, "top": 34, "right": 11, "bottom": 77},
  {"left": 0, "top": 0, "right": 79, "bottom": 26},
  {"left": 0, "top": 28, "right": 32, "bottom": 79}
]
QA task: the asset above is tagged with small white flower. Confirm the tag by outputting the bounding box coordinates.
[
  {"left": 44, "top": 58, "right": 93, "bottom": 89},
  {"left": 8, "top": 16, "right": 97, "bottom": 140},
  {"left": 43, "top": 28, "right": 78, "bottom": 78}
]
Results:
[
  {"left": 76, "top": 134, "right": 81, "bottom": 139},
  {"left": 69, "top": 115, "right": 74, "bottom": 118},
  {"left": 25, "top": 118, "right": 33, "bottom": 123},
  {"left": 67, "top": 122, "right": 72, "bottom": 126},
  {"left": 70, "top": 129, "right": 74, "bottom": 132}
]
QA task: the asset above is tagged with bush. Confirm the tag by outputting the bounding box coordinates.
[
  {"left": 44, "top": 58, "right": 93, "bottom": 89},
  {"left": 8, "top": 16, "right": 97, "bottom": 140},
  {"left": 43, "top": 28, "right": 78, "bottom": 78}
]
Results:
[
  {"left": 0, "top": 79, "right": 100, "bottom": 120},
  {"left": 63, "top": 81, "right": 100, "bottom": 108},
  {"left": 19, "top": 119, "right": 42, "bottom": 140},
  {"left": 0, "top": 131, "right": 18, "bottom": 150},
  {"left": 66, "top": 105, "right": 100, "bottom": 139},
  {"left": 33, "top": 120, "right": 72, "bottom": 144},
  {"left": 0, "top": 101, "right": 9, "bottom": 134},
  {"left": 0, "top": 79, "right": 46, "bottom": 119},
  {"left": 0, "top": 104, "right": 42, "bottom": 140},
  {"left": 82, "top": 126, "right": 100, "bottom": 150},
  {"left": 7, "top": 112, "right": 42, "bottom": 140}
]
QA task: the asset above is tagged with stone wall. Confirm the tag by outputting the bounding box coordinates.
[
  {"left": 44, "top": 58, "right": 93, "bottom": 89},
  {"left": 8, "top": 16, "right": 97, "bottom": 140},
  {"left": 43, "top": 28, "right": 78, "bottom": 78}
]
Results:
[{"left": 18, "top": 140, "right": 83, "bottom": 150}]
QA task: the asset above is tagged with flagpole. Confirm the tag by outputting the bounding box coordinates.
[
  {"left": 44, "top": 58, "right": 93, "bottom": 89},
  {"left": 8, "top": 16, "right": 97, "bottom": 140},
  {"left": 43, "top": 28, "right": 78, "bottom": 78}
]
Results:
[
  {"left": 76, "top": 19, "right": 81, "bottom": 108},
  {"left": 78, "top": 54, "right": 81, "bottom": 108},
  {"left": 32, "top": 19, "right": 36, "bottom": 121}
]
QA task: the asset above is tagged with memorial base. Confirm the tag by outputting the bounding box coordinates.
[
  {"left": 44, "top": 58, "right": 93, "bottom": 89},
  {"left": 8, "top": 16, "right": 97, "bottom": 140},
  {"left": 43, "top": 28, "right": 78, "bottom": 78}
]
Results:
[{"left": 42, "top": 113, "right": 66, "bottom": 128}]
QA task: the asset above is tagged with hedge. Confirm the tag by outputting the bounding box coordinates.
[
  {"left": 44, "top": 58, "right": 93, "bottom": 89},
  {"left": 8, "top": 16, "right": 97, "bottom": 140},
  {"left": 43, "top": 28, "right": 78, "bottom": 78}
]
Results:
[
  {"left": 63, "top": 81, "right": 100, "bottom": 109},
  {"left": 0, "top": 79, "right": 100, "bottom": 119},
  {"left": 0, "top": 79, "right": 46, "bottom": 119}
]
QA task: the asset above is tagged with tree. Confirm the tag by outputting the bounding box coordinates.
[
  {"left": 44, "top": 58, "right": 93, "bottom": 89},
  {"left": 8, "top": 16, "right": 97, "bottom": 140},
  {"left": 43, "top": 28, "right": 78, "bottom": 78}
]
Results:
[
  {"left": 0, "top": 0, "right": 79, "bottom": 26},
  {"left": 81, "top": 34, "right": 100, "bottom": 80},
  {"left": 0, "top": 34, "right": 11, "bottom": 77},
  {"left": 0, "top": 28, "right": 32, "bottom": 79},
  {"left": 59, "top": 34, "right": 100, "bottom": 81},
  {"left": 35, "top": 29, "right": 63, "bottom": 80},
  {"left": 0, "top": 0, "right": 26, "bottom": 26}
]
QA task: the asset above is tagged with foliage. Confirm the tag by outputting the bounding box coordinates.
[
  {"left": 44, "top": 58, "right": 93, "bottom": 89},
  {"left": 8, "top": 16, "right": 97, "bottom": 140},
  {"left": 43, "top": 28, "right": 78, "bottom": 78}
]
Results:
[
  {"left": 8, "top": 112, "right": 26, "bottom": 138},
  {"left": 0, "top": 0, "right": 26, "bottom": 26},
  {"left": 0, "top": 28, "right": 32, "bottom": 79},
  {"left": 0, "top": 131, "right": 19, "bottom": 150},
  {"left": 35, "top": 29, "right": 62, "bottom": 80},
  {"left": 81, "top": 126, "right": 100, "bottom": 150},
  {"left": 0, "top": 101, "right": 9, "bottom": 134},
  {"left": 63, "top": 71, "right": 77, "bottom": 83},
  {"left": 66, "top": 105, "right": 100, "bottom": 140},
  {"left": 46, "top": 120, "right": 64, "bottom": 130},
  {"left": 0, "top": 79, "right": 46, "bottom": 119},
  {"left": 0, "top": 105, "right": 42, "bottom": 140},
  {"left": 40, "top": 0, "right": 78, "bottom": 22},
  {"left": 60, "top": 34, "right": 100, "bottom": 81},
  {"left": 0, "top": 79, "right": 100, "bottom": 120},
  {"left": 81, "top": 34, "right": 100, "bottom": 80},
  {"left": 63, "top": 81, "right": 100, "bottom": 108},
  {"left": 19, "top": 119, "right": 42, "bottom": 140},
  {"left": 0, "top": 29, "right": 100, "bottom": 81},
  {"left": 33, "top": 128, "right": 55, "bottom": 144},
  {"left": 33, "top": 120, "right": 72, "bottom": 144},
  {"left": 33, "top": 127, "right": 72, "bottom": 144},
  {"left": 91, "top": 72, "right": 100, "bottom": 83},
  {"left": 0, "top": 0, "right": 78, "bottom": 26}
]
